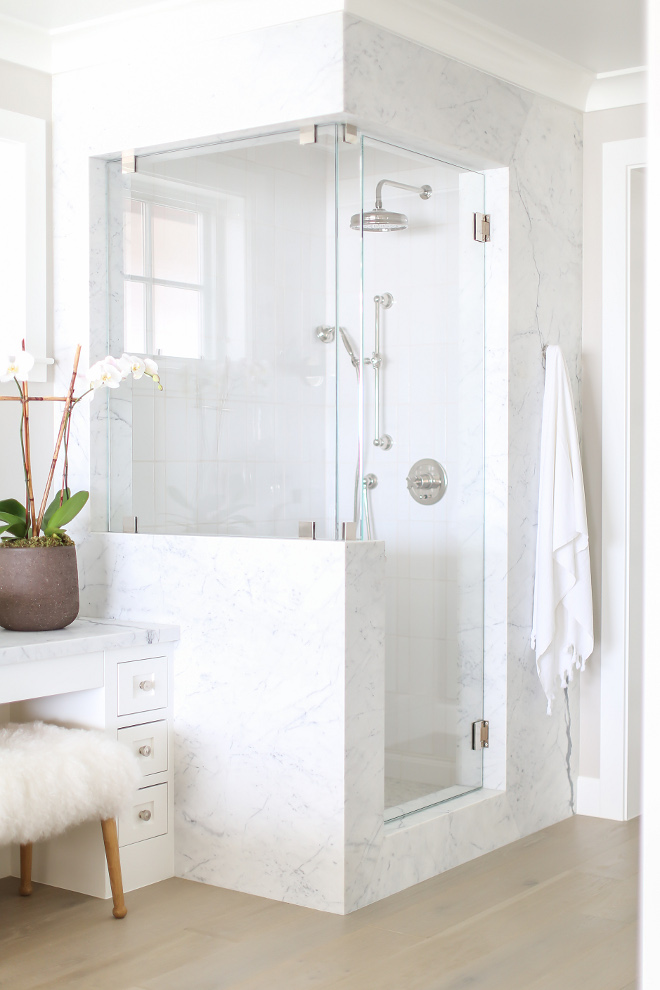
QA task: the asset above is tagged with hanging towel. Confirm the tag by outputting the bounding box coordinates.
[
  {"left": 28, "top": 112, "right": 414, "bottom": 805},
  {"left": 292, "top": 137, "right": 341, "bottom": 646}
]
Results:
[{"left": 531, "top": 344, "right": 594, "bottom": 714}]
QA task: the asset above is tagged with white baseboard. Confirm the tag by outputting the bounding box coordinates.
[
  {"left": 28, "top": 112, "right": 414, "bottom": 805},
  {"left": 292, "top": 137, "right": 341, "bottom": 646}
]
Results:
[{"left": 577, "top": 775, "right": 602, "bottom": 817}]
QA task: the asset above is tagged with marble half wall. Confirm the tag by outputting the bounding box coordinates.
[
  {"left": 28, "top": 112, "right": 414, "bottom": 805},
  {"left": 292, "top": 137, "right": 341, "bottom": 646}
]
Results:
[{"left": 80, "top": 534, "right": 386, "bottom": 913}]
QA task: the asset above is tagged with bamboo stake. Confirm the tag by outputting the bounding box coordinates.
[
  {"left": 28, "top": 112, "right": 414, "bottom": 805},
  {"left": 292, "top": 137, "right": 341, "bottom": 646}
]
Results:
[
  {"left": 0, "top": 395, "right": 70, "bottom": 402},
  {"left": 60, "top": 405, "right": 74, "bottom": 505},
  {"left": 35, "top": 345, "right": 82, "bottom": 534},
  {"left": 21, "top": 381, "right": 37, "bottom": 534}
]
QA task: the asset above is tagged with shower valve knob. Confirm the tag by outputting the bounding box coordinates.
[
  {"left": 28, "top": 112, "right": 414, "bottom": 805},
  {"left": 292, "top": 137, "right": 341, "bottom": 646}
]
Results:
[{"left": 407, "top": 459, "right": 448, "bottom": 505}]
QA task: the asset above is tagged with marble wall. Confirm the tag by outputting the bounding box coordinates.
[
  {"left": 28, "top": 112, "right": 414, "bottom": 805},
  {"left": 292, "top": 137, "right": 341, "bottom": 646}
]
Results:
[{"left": 51, "top": 10, "right": 582, "bottom": 913}]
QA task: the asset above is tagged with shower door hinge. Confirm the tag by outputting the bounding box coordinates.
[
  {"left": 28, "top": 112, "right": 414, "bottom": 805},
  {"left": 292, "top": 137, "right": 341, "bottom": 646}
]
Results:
[
  {"left": 472, "top": 719, "right": 489, "bottom": 749},
  {"left": 121, "top": 150, "right": 136, "bottom": 174},
  {"left": 473, "top": 213, "right": 491, "bottom": 242}
]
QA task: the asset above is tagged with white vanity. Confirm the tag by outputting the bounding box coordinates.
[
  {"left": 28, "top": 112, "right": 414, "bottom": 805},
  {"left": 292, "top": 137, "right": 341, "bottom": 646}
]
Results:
[{"left": 0, "top": 618, "right": 179, "bottom": 899}]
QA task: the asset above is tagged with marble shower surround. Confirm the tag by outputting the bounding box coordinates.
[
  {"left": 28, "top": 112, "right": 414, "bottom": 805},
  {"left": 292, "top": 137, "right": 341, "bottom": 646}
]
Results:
[{"left": 52, "top": 10, "right": 581, "bottom": 912}]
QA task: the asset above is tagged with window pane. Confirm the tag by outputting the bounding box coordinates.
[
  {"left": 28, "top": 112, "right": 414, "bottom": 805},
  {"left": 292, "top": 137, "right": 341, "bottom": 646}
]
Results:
[
  {"left": 152, "top": 204, "right": 200, "bottom": 284},
  {"left": 124, "top": 280, "right": 146, "bottom": 352},
  {"left": 123, "top": 199, "right": 144, "bottom": 276},
  {"left": 153, "top": 284, "right": 201, "bottom": 358}
]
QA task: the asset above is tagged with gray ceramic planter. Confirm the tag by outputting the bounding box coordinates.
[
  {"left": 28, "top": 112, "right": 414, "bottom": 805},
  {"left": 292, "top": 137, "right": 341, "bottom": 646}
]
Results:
[{"left": 0, "top": 545, "right": 80, "bottom": 632}]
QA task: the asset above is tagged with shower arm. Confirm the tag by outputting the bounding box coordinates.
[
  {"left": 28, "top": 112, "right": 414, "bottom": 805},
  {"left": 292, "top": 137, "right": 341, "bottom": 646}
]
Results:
[{"left": 374, "top": 179, "right": 432, "bottom": 209}]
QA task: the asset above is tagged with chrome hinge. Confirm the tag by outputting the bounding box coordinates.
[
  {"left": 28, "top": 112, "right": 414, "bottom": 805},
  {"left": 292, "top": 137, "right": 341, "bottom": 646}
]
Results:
[
  {"left": 472, "top": 719, "right": 489, "bottom": 749},
  {"left": 299, "top": 125, "right": 317, "bottom": 145},
  {"left": 121, "top": 150, "right": 136, "bottom": 174},
  {"left": 343, "top": 123, "right": 359, "bottom": 144},
  {"left": 473, "top": 213, "right": 491, "bottom": 243}
]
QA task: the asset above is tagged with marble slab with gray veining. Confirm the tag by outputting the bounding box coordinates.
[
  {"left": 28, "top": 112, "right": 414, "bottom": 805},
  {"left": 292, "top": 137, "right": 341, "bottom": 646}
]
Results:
[{"left": 0, "top": 617, "right": 180, "bottom": 666}]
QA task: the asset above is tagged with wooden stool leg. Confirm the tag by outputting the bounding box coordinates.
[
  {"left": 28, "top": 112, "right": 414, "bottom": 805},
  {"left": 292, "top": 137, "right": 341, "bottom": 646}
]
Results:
[
  {"left": 19, "top": 843, "right": 32, "bottom": 896},
  {"left": 100, "top": 819, "right": 127, "bottom": 919}
]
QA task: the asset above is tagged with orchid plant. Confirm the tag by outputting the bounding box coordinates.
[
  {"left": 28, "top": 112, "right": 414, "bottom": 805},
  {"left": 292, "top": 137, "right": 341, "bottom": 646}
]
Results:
[{"left": 0, "top": 345, "right": 162, "bottom": 547}]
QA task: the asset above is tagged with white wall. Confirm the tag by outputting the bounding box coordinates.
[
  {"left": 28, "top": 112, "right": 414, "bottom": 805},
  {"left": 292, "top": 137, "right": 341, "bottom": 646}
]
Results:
[
  {"left": 579, "top": 103, "right": 645, "bottom": 790},
  {"left": 0, "top": 58, "right": 53, "bottom": 516},
  {"left": 0, "top": 57, "right": 51, "bottom": 879}
]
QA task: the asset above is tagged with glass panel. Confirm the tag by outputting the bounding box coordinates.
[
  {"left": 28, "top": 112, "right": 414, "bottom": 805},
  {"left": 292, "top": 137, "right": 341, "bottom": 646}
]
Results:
[
  {"left": 152, "top": 204, "right": 200, "bottom": 284},
  {"left": 123, "top": 279, "right": 145, "bottom": 352},
  {"left": 123, "top": 198, "right": 144, "bottom": 276},
  {"left": 358, "top": 136, "right": 485, "bottom": 820},
  {"left": 153, "top": 284, "right": 201, "bottom": 358},
  {"left": 103, "top": 126, "right": 341, "bottom": 538}
]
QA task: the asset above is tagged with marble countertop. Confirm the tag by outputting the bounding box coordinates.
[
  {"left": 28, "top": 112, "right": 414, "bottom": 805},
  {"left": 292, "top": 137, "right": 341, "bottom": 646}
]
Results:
[{"left": 0, "top": 617, "right": 180, "bottom": 666}]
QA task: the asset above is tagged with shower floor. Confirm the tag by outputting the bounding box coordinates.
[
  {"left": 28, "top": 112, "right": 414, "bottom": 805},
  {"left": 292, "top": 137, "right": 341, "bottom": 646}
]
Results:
[{"left": 384, "top": 776, "right": 478, "bottom": 822}]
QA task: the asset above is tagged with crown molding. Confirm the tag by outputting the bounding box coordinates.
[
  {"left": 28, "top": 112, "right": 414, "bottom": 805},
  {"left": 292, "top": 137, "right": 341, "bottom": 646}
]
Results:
[
  {"left": 345, "top": 0, "right": 597, "bottom": 110},
  {"left": 585, "top": 67, "right": 647, "bottom": 113},
  {"left": 0, "top": 15, "right": 51, "bottom": 73},
  {"left": 0, "top": 0, "right": 647, "bottom": 112}
]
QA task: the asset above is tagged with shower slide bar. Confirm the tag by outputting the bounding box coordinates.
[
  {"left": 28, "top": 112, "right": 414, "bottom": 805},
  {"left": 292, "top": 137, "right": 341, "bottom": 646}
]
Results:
[
  {"left": 362, "top": 474, "right": 377, "bottom": 540},
  {"left": 371, "top": 293, "right": 393, "bottom": 450}
]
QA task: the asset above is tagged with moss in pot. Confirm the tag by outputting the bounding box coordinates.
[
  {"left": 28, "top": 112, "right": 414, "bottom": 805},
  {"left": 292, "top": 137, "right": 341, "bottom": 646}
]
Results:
[{"left": 0, "top": 346, "right": 162, "bottom": 632}]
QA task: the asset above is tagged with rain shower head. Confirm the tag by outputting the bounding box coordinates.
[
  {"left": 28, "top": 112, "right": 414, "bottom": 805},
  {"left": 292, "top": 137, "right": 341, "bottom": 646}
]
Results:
[
  {"left": 351, "top": 208, "right": 409, "bottom": 232},
  {"left": 350, "top": 179, "right": 432, "bottom": 232}
]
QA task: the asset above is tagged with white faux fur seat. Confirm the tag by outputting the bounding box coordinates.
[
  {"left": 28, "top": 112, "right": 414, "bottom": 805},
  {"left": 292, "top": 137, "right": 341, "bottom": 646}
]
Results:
[{"left": 0, "top": 721, "right": 141, "bottom": 918}]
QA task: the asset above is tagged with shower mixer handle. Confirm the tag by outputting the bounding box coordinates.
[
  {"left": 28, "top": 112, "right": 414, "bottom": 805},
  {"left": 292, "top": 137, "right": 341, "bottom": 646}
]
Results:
[{"left": 407, "top": 459, "right": 448, "bottom": 504}]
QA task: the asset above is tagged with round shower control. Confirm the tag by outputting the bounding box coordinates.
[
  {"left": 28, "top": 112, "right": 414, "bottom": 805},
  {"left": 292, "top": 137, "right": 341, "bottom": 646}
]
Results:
[{"left": 406, "top": 459, "right": 448, "bottom": 504}]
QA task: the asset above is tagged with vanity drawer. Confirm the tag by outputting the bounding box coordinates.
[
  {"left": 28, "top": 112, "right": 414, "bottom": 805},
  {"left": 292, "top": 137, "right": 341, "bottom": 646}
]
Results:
[
  {"left": 117, "top": 656, "right": 168, "bottom": 716},
  {"left": 117, "top": 719, "right": 168, "bottom": 776},
  {"left": 118, "top": 782, "right": 168, "bottom": 846}
]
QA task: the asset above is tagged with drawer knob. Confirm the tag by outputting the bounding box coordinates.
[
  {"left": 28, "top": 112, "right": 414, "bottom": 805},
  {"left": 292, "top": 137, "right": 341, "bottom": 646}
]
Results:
[
  {"left": 138, "top": 744, "right": 152, "bottom": 757},
  {"left": 138, "top": 809, "right": 152, "bottom": 822},
  {"left": 139, "top": 680, "right": 154, "bottom": 692}
]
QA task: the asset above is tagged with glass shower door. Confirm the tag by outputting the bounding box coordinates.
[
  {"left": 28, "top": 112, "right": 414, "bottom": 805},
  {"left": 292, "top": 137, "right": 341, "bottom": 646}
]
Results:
[{"left": 356, "top": 136, "right": 486, "bottom": 820}]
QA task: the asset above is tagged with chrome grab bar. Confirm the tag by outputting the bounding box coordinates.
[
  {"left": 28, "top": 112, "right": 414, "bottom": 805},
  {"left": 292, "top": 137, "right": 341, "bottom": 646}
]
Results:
[{"left": 372, "top": 293, "right": 393, "bottom": 450}]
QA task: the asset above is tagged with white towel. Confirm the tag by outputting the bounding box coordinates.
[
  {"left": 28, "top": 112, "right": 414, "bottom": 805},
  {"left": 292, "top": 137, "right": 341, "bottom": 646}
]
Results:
[{"left": 531, "top": 344, "right": 594, "bottom": 714}]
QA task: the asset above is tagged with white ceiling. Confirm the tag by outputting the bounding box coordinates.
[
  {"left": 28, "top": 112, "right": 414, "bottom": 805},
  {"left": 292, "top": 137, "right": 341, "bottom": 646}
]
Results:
[
  {"left": 0, "top": 0, "right": 165, "bottom": 30},
  {"left": 0, "top": 0, "right": 645, "bottom": 75}
]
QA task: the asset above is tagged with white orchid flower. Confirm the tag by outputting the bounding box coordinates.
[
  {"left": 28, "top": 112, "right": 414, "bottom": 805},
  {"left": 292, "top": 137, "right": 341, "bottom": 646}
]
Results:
[
  {"left": 87, "top": 359, "right": 122, "bottom": 389},
  {"left": 122, "top": 353, "right": 146, "bottom": 379},
  {"left": 105, "top": 354, "right": 131, "bottom": 379},
  {"left": 143, "top": 357, "right": 163, "bottom": 390},
  {"left": 0, "top": 351, "right": 35, "bottom": 383}
]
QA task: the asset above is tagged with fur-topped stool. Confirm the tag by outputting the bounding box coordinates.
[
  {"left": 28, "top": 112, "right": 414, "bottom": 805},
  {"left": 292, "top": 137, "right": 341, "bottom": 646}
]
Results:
[{"left": 0, "top": 721, "right": 140, "bottom": 918}]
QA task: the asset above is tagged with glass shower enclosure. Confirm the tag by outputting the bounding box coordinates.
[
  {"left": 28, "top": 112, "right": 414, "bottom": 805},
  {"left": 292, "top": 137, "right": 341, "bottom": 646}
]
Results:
[{"left": 97, "top": 123, "right": 486, "bottom": 822}]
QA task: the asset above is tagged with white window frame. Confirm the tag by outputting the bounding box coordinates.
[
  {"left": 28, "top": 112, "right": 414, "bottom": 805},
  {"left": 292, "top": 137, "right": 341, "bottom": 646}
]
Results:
[{"left": 123, "top": 176, "right": 217, "bottom": 360}]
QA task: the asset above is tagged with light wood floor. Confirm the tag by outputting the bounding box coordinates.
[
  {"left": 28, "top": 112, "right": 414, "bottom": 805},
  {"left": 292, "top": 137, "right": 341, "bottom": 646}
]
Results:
[{"left": 0, "top": 815, "right": 638, "bottom": 990}]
